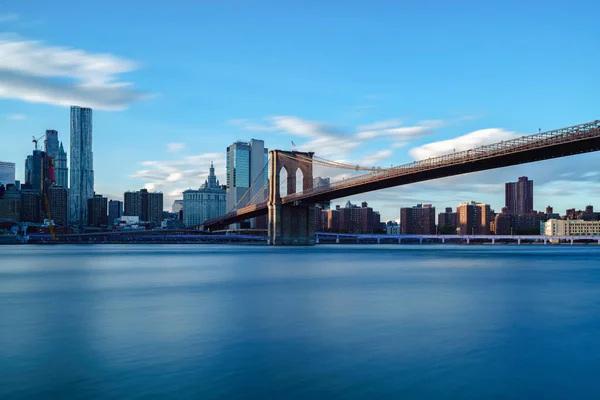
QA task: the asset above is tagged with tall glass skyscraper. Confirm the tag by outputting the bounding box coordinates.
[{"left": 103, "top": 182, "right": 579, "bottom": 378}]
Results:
[
  {"left": 69, "top": 106, "right": 94, "bottom": 225},
  {"left": 226, "top": 139, "right": 268, "bottom": 212}
]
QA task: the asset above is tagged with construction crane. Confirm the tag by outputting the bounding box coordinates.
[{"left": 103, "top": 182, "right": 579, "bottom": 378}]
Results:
[{"left": 32, "top": 134, "right": 45, "bottom": 150}]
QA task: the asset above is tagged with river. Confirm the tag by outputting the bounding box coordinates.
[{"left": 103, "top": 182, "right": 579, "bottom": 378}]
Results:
[{"left": 1, "top": 245, "right": 599, "bottom": 399}]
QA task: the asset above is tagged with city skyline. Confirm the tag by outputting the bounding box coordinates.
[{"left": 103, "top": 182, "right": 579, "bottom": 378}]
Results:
[{"left": 1, "top": 2, "right": 600, "bottom": 220}]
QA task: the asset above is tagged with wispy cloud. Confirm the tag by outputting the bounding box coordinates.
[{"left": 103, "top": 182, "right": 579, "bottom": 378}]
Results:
[
  {"left": 0, "top": 34, "right": 149, "bottom": 110},
  {"left": 409, "top": 128, "right": 519, "bottom": 160},
  {"left": 0, "top": 13, "right": 18, "bottom": 23},
  {"left": 8, "top": 113, "right": 25, "bottom": 120},
  {"left": 166, "top": 142, "right": 185, "bottom": 153}
]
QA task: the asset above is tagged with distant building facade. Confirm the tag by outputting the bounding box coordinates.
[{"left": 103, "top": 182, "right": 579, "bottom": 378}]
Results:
[
  {"left": 172, "top": 200, "right": 184, "bottom": 214},
  {"left": 44, "top": 130, "right": 59, "bottom": 161},
  {"left": 48, "top": 186, "right": 68, "bottom": 226},
  {"left": 88, "top": 195, "right": 108, "bottom": 227},
  {"left": 0, "top": 161, "right": 15, "bottom": 185},
  {"left": 0, "top": 184, "right": 21, "bottom": 221},
  {"left": 438, "top": 207, "right": 457, "bottom": 231},
  {"left": 505, "top": 176, "right": 533, "bottom": 215},
  {"left": 544, "top": 219, "right": 600, "bottom": 236},
  {"left": 21, "top": 189, "right": 41, "bottom": 223},
  {"left": 108, "top": 200, "right": 123, "bottom": 225},
  {"left": 401, "top": 204, "right": 436, "bottom": 234},
  {"left": 124, "top": 189, "right": 164, "bottom": 226},
  {"left": 183, "top": 162, "right": 226, "bottom": 227}
]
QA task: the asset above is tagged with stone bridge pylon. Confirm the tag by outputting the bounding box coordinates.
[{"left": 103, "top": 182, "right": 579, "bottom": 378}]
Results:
[{"left": 268, "top": 150, "right": 315, "bottom": 245}]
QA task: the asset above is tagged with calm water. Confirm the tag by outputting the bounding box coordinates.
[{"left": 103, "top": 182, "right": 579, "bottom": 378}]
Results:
[{"left": 1, "top": 245, "right": 600, "bottom": 399}]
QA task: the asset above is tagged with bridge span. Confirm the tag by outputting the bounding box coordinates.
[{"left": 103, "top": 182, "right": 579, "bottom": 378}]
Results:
[{"left": 204, "top": 120, "right": 600, "bottom": 245}]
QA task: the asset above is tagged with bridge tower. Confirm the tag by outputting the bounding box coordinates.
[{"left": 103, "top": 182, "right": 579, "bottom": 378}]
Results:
[{"left": 268, "top": 150, "right": 315, "bottom": 245}]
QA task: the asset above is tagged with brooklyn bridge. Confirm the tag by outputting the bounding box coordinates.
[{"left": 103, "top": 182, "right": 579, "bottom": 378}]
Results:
[{"left": 203, "top": 120, "right": 600, "bottom": 245}]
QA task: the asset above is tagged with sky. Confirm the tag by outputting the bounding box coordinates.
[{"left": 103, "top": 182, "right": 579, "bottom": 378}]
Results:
[{"left": 0, "top": 0, "right": 599, "bottom": 221}]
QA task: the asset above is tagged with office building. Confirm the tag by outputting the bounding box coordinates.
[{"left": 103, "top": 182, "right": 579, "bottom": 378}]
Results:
[
  {"left": 401, "top": 204, "right": 436, "bottom": 234},
  {"left": 544, "top": 219, "right": 600, "bottom": 236},
  {"left": 25, "top": 150, "right": 53, "bottom": 196},
  {"left": 124, "top": 189, "right": 164, "bottom": 226},
  {"left": 505, "top": 176, "right": 533, "bottom": 215},
  {"left": 493, "top": 207, "right": 512, "bottom": 235},
  {"left": 183, "top": 162, "right": 226, "bottom": 227},
  {"left": 226, "top": 139, "right": 268, "bottom": 227},
  {"left": 21, "top": 189, "right": 41, "bottom": 223},
  {"left": 0, "top": 184, "right": 21, "bottom": 221},
  {"left": 55, "top": 142, "right": 68, "bottom": 189},
  {"left": 47, "top": 185, "right": 68, "bottom": 226},
  {"left": 44, "top": 130, "right": 59, "bottom": 161},
  {"left": 438, "top": 207, "right": 458, "bottom": 229},
  {"left": 108, "top": 200, "right": 123, "bottom": 226},
  {"left": 87, "top": 195, "right": 108, "bottom": 227},
  {"left": 70, "top": 106, "right": 94, "bottom": 225},
  {"left": 0, "top": 161, "right": 16, "bottom": 185}
]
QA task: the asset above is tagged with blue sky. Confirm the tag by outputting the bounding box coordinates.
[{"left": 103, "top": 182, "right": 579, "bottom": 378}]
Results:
[{"left": 1, "top": 0, "right": 599, "bottom": 220}]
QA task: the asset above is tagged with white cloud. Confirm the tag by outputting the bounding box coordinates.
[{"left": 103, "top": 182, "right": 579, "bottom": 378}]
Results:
[
  {"left": 8, "top": 113, "right": 25, "bottom": 120},
  {"left": 409, "top": 128, "right": 519, "bottom": 160},
  {"left": 0, "top": 13, "right": 18, "bottom": 23},
  {"left": 0, "top": 35, "right": 148, "bottom": 110},
  {"left": 359, "top": 149, "right": 393, "bottom": 166},
  {"left": 167, "top": 142, "right": 186, "bottom": 152},
  {"left": 357, "top": 119, "right": 402, "bottom": 131}
]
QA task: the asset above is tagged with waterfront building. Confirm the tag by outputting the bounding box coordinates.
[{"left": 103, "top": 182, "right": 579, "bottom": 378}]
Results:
[
  {"left": 322, "top": 209, "right": 339, "bottom": 232},
  {"left": 226, "top": 139, "right": 268, "bottom": 227},
  {"left": 21, "top": 189, "right": 41, "bottom": 223},
  {"left": 183, "top": 162, "right": 226, "bottom": 227},
  {"left": 55, "top": 142, "right": 68, "bottom": 189},
  {"left": 70, "top": 106, "right": 94, "bottom": 225},
  {"left": 44, "top": 130, "right": 59, "bottom": 161},
  {"left": 108, "top": 200, "right": 123, "bottom": 226},
  {"left": 0, "top": 161, "right": 16, "bottom": 185},
  {"left": 505, "top": 176, "right": 533, "bottom": 215},
  {"left": 333, "top": 201, "right": 382, "bottom": 234},
  {"left": 124, "top": 189, "right": 164, "bottom": 226},
  {"left": 0, "top": 184, "right": 21, "bottom": 221},
  {"left": 88, "top": 194, "right": 108, "bottom": 227},
  {"left": 400, "top": 204, "right": 436, "bottom": 234},
  {"left": 438, "top": 207, "right": 458, "bottom": 232},
  {"left": 544, "top": 219, "right": 600, "bottom": 236},
  {"left": 47, "top": 186, "right": 68, "bottom": 226}
]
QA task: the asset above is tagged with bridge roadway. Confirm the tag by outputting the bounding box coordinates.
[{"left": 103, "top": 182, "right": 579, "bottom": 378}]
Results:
[
  {"left": 204, "top": 120, "right": 600, "bottom": 229},
  {"left": 316, "top": 233, "right": 600, "bottom": 245}
]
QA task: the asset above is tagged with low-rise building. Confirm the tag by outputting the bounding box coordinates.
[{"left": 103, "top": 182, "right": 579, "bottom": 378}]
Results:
[{"left": 544, "top": 219, "right": 600, "bottom": 236}]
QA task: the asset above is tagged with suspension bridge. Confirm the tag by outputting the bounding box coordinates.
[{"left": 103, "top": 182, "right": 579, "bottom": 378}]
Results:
[{"left": 203, "top": 119, "right": 600, "bottom": 245}]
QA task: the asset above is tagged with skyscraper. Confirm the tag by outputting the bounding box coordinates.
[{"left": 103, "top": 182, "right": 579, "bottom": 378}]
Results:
[
  {"left": 55, "top": 142, "right": 68, "bottom": 189},
  {"left": 505, "top": 176, "right": 533, "bottom": 215},
  {"left": 226, "top": 139, "right": 268, "bottom": 212},
  {"left": 0, "top": 161, "right": 15, "bottom": 185},
  {"left": 44, "top": 130, "right": 59, "bottom": 161},
  {"left": 70, "top": 106, "right": 94, "bottom": 225},
  {"left": 24, "top": 150, "right": 53, "bottom": 197}
]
